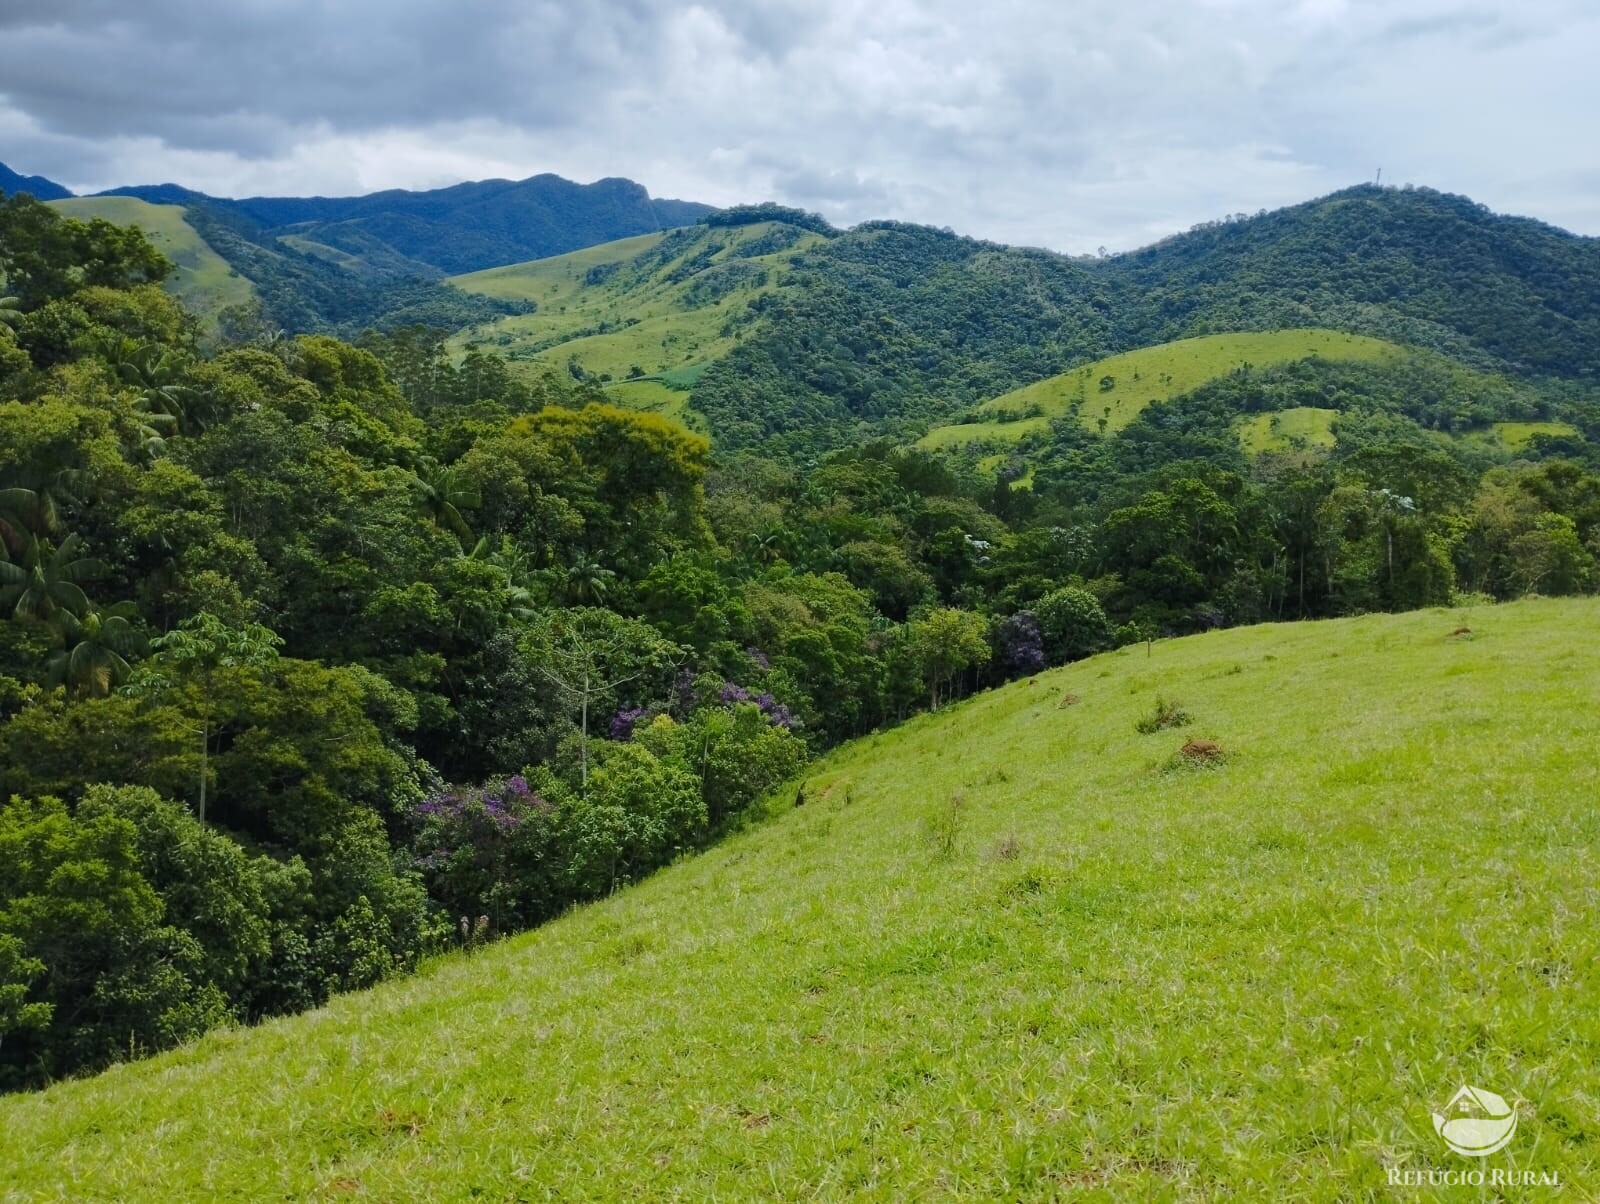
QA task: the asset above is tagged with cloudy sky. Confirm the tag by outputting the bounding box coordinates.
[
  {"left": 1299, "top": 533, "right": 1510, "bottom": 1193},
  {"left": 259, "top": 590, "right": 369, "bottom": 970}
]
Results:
[{"left": 1, "top": 0, "right": 1595, "bottom": 253}]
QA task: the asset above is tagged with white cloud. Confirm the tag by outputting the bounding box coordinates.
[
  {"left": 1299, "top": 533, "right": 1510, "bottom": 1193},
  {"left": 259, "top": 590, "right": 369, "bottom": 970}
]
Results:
[{"left": 0, "top": 0, "right": 1595, "bottom": 252}]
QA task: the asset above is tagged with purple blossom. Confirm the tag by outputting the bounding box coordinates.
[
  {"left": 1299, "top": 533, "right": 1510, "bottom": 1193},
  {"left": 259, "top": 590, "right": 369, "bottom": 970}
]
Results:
[
  {"left": 746, "top": 646, "right": 771, "bottom": 671},
  {"left": 719, "top": 681, "right": 797, "bottom": 729},
  {"left": 996, "top": 611, "right": 1046, "bottom": 677},
  {"left": 609, "top": 705, "right": 650, "bottom": 740},
  {"left": 670, "top": 668, "right": 699, "bottom": 718}
]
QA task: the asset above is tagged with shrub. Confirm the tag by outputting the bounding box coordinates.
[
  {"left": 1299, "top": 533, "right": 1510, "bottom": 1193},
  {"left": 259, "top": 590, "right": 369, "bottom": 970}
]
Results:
[
  {"left": 1136, "top": 695, "right": 1192, "bottom": 734},
  {"left": 1035, "top": 587, "right": 1112, "bottom": 664},
  {"left": 994, "top": 611, "right": 1045, "bottom": 678},
  {"left": 408, "top": 776, "right": 560, "bottom": 934}
]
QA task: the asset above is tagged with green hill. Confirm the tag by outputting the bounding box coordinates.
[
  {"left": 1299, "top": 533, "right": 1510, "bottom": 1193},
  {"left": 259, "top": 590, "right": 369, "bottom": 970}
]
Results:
[
  {"left": 448, "top": 220, "right": 828, "bottom": 397},
  {"left": 5, "top": 597, "right": 1597, "bottom": 1199},
  {"left": 49, "top": 196, "right": 255, "bottom": 326},
  {"left": 683, "top": 187, "right": 1600, "bottom": 456},
  {"left": 919, "top": 329, "right": 1405, "bottom": 450}
]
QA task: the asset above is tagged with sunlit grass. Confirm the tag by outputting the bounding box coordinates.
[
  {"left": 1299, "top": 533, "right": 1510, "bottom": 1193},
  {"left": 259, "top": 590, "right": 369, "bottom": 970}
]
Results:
[
  {"left": 1239, "top": 406, "right": 1340, "bottom": 454},
  {"left": 50, "top": 197, "right": 255, "bottom": 328},
  {"left": 3, "top": 598, "right": 1597, "bottom": 1200},
  {"left": 1490, "top": 420, "right": 1579, "bottom": 450},
  {"left": 447, "top": 223, "right": 825, "bottom": 388},
  {"left": 918, "top": 330, "right": 1405, "bottom": 452}
]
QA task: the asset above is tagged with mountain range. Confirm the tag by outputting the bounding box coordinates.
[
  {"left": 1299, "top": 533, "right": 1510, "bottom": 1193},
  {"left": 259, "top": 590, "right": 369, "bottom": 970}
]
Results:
[
  {"left": 0, "top": 161, "right": 713, "bottom": 276},
  {"left": 6, "top": 158, "right": 1599, "bottom": 466}
]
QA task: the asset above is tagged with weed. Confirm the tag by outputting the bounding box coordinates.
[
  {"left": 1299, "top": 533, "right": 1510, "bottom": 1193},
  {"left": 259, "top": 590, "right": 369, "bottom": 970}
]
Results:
[
  {"left": 923, "top": 792, "right": 966, "bottom": 861},
  {"left": 1136, "top": 695, "right": 1192, "bottom": 734}
]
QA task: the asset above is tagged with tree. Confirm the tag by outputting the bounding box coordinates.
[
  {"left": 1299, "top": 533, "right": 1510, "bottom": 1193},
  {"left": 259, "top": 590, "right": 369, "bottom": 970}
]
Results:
[
  {"left": 0, "top": 793, "right": 225, "bottom": 1087},
  {"left": 559, "top": 552, "right": 617, "bottom": 605},
  {"left": 909, "top": 608, "right": 991, "bottom": 710},
  {"left": 0, "top": 933, "right": 50, "bottom": 1061},
  {"left": 45, "top": 602, "right": 146, "bottom": 697},
  {"left": 408, "top": 458, "right": 479, "bottom": 544},
  {"left": 526, "top": 609, "right": 680, "bottom": 788},
  {"left": 0, "top": 532, "right": 103, "bottom": 621},
  {"left": 130, "top": 612, "right": 283, "bottom": 822},
  {"left": 1035, "top": 587, "right": 1111, "bottom": 664},
  {"left": 0, "top": 193, "right": 171, "bottom": 311}
]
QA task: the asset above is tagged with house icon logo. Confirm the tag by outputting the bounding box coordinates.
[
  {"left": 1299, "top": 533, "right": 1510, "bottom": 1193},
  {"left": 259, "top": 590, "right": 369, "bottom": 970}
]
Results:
[{"left": 1432, "top": 1085, "right": 1519, "bottom": 1157}]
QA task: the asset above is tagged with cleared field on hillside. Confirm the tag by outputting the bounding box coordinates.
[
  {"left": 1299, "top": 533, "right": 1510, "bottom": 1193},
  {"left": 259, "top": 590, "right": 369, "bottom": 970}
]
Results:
[
  {"left": 449, "top": 222, "right": 825, "bottom": 385},
  {"left": 919, "top": 329, "right": 1405, "bottom": 452},
  {"left": 1491, "top": 420, "right": 1580, "bottom": 449},
  {"left": 3, "top": 598, "right": 1597, "bottom": 1199},
  {"left": 50, "top": 196, "right": 254, "bottom": 326},
  {"left": 1238, "top": 406, "right": 1340, "bottom": 454}
]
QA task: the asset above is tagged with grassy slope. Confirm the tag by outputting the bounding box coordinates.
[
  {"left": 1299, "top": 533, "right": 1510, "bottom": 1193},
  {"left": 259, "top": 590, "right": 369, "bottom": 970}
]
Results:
[
  {"left": 1491, "top": 420, "right": 1580, "bottom": 450},
  {"left": 447, "top": 223, "right": 825, "bottom": 392},
  {"left": 918, "top": 329, "right": 1404, "bottom": 451},
  {"left": 4, "top": 598, "right": 1599, "bottom": 1200},
  {"left": 49, "top": 197, "right": 255, "bottom": 326},
  {"left": 1238, "top": 406, "right": 1340, "bottom": 455}
]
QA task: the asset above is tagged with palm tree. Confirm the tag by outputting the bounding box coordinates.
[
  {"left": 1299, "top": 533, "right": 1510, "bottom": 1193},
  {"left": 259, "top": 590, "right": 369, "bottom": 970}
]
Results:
[
  {"left": 560, "top": 552, "right": 617, "bottom": 605},
  {"left": 408, "top": 460, "right": 479, "bottom": 544},
  {"left": 44, "top": 602, "right": 146, "bottom": 697},
  {"left": 0, "top": 532, "right": 104, "bottom": 621},
  {"left": 0, "top": 487, "right": 37, "bottom": 556},
  {"left": 0, "top": 460, "right": 84, "bottom": 541},
  {"left": 750, "top": 529, "right": 786, "bottom": 566},
  {"left": 91, "top": 336, "right": 203, "bottom": 437}
]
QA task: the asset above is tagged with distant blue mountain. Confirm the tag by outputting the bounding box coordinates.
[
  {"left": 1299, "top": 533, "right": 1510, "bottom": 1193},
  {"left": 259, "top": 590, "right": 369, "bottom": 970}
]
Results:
[
  {"left": 102, "top": 173, "right": 716, "bottom": 275},
  {"left": 0, "top": 161, "right": 73, "bottom": 201}
]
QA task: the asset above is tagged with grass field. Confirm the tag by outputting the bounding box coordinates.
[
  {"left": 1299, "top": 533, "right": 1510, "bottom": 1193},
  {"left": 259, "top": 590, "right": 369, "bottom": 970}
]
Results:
[
  {"left": 918, "top": 329, "right": 1405, "bottom": 452},
  {"left": 1491, "top": 421, "right": 1580, "bottom": 450},
  {"left": 601, "top": 378, "right": 701, "bottom": 428},
  {"left": 49, "top": 196, "right": 255, "bottom": 328},
  {"left": 1238, "top": 406, "right": 1340, "bottom": 455},
  {"left": 3, "top": 597, "right": 1598, "bottom": 1200},
  {"left": 918, "top": 415, "right": 1051, "bottom": 450},
  {"left": 448, "top": 222, "right": 826, "bottom": 387}
]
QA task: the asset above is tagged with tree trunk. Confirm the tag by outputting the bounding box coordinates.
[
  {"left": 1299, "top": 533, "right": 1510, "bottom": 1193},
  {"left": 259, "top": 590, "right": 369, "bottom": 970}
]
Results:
[
  {"left": 198, "top": 716, "right": 208, "bottom": 824},
  {"left": 579, "top": 670, "right": 590, "bottom": 789}
]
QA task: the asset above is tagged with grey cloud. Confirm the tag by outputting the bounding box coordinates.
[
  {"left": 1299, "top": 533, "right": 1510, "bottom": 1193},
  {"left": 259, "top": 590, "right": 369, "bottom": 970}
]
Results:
[{"left": 0, "top": 0, "right": 1594, "bottom": 251}]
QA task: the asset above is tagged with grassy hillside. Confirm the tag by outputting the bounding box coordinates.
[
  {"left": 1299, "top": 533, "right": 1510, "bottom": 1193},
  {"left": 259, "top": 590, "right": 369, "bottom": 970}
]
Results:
[
  {"left": 448, "top": 221, "right": 826, "bottom": 393},
  {"left": 1491, "top": 420, "right": 1581, "bottom": 450},
  {"left": 5, "top": 598, "right": 1597, "bottom": 1200},
  {"left": 1238, "top": 406, "right": 1340, "bottom": 455},
  {"left": 919, "top": 329, "right": 1404, "bottom": 450},
  {"left": 50, "top": 196, "right": 255, "bottom": 326}
]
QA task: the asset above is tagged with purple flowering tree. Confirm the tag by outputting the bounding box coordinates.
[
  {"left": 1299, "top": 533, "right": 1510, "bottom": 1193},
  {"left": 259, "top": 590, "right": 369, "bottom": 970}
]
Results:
[{"left": 995, "top": 611, "right": 1046, "bottom": 678}]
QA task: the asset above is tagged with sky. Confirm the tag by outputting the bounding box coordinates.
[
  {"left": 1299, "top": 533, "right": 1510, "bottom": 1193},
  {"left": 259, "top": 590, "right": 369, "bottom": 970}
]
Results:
[{"left": 1, "top": 0, "right": 1596, "bottom": 254}]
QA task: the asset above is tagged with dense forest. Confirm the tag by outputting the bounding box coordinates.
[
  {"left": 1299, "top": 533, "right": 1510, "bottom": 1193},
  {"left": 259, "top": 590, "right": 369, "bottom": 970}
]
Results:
[{"left": 2, "top": 187, "right": 1600, "bottom": 1091}]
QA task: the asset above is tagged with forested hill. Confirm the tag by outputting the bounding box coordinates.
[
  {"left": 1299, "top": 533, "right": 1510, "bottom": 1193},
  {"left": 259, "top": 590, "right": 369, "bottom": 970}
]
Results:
[
  {"left": 1102, "top": 184, "right": 1600, "bottom": 377},
  {"left": 0, "top": 162, "right": 73, "bottom": 202},
  {"left": 103, "top": 173, "right": 716, "bottom": 276},
  {"left": 688, "top": 185, "right": 1600, "bottom": 453}
]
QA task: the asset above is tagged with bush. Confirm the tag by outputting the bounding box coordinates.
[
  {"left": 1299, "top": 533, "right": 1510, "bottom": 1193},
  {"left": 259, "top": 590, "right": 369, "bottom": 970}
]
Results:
[
  {"left": 639, "top": 706, "right": 807, "bottom": 826},
  {"left": 1035, "top": 588, "right": 1112, "bottom": 664},
  {"left": 409, "top": 775, "right": 562, "bottom": 933},
  {"left": 1136, "top": 696, "right": 1192, "bottom": 734}
]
